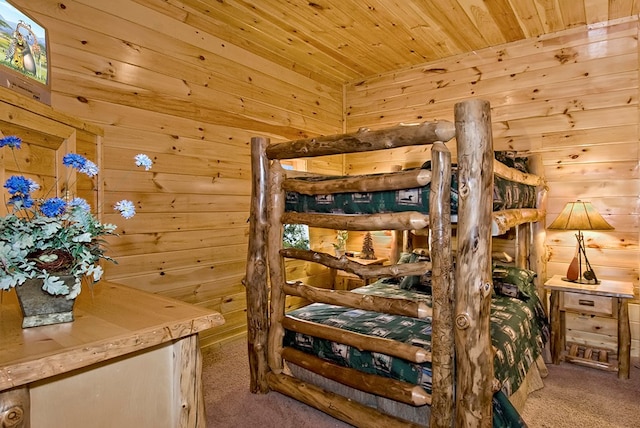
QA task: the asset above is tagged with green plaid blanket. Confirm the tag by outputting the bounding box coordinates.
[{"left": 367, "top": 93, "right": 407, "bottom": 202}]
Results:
[{"left": 284, "top": 281, "right": 548, "bottom": 398}]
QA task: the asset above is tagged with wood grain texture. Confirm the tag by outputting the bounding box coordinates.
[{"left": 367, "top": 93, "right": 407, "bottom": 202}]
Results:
[
  {"left": 267, "top": 371, "right": 422, "bottom": 428},
  {"left": 2, "top": 0, "right": 635, "bottom": 354},
  {"left": 282, "top": 347, "right": 430, "bottom": 406},
  {"left": 0, "top": 387, "right": 29, "bottom": 428},
  {"left": 4, "top": 0, "right": 344, "bottom": 347},
  {"left": 280, "top": 248, "right": 431, "bottom": 279},
  {"left": 245, "top": 137, "right": 271, "bottom": 393},
  {"left": 453, "top": 99, "right": 494, "bottom": 427},
  {"left": 136, "top": 0, "right": 640, "bottom": 83},
  {"left": 282, "top": 281, "right": 430, "bottom": 319},
  {"left": 174, "top": 335, "right": 206, "bottom": 428},
  {"left": 282, "top": 319, "right": 430, "bottom": 364},
  {"left": 282, "top": 211, "right": 430, "bottom": 231},
  {"left": 266, "top": 161, "right": 287, "bottom": 374},
  {"left": 618, "top": 299, "right": 631, "bottom": 378},
  {"left": 266, "top": 120, "right": 455, "bottom": 160},
  {"left": 344, "top": 19, "right": 639, "bottom": 312},
  {"left": 428, "top": 141, "right": 454, "bottom": 428},
  {"left": 283, "top": 169, "right": 433, "bottom": 195},
  {"left": 0, "top": 282, "right": 223, "bottom": 391}
]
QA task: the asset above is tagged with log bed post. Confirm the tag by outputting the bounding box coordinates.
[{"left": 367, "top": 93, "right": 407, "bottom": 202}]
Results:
[
  {"left": 515, "top": 224, "right": 530, "bottom": 269},
  {"left": 454, "top": 99, "right": 495, "bottom": 427},
  {"left": 429, "top": 142, "right": 454, "bottom": 428},
  {"left": 266, "top": 160, "right": 287, "bottom": 374},
  {"left": 246, "top": 136, "right": 271, "bottom": 393},
  {"left": 528, "top": 154, "right": 548, "bottom": 297}
]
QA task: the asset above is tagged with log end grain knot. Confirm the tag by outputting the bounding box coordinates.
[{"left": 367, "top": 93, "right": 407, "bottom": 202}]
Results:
[
  {"left": 1, "top": 405, "right": 25, "bottom": 427},
  {"left": 481, "top": 281, "right": 492, "bottom": 296},
  {"left": 455, "top": 313, "right": 471, "bottom": 330},
  {"left": 459, "top": 183, "right": 469, "bottom": 198}
]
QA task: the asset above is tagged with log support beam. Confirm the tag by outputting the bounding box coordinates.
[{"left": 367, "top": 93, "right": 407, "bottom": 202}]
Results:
[
  {"left": 454, "top": 99, "right": 495, "bottom": 427},
  {"left": 245, "top": 136, "right": 271, "bottom": 393},
  {"left": 429, "top": 141, "right": 454, "bottom": 428}
]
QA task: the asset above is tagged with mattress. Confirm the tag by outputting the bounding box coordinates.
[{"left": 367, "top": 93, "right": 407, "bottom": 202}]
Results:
[
  {"left": 284, "top": 153, "right": 536, "bottom": 215},
  {"left": 283, "top": 279, "right": 549, "bottom": 399}
]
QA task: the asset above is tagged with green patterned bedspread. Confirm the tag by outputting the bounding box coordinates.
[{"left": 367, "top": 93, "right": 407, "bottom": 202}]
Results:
[
  {"left": 284, "top": 169, "right": 536, "bottom": 215},
  {"left": 284, "top": 281, "right": 548, "bottom": 398}
]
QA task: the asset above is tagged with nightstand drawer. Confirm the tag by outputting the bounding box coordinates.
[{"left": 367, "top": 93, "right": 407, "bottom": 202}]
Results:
[
  {"left": 566, "top": 312, "right": 619, "bottom": 337},
  {"left": 561, "top": 292, "right": 615, "bottom": 316}
]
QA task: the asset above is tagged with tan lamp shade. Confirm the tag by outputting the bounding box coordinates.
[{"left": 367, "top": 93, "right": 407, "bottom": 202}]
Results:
[{"left": 548, "top": 201, "right": 614, "bottom": 231}]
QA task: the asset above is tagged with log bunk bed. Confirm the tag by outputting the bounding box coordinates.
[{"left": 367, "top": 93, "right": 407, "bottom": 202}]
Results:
[{"left": 245, "top": 99, "right": 549, "bottom": 427}]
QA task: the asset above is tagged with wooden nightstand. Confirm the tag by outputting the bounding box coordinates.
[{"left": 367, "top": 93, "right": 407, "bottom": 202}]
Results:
[{"left": 544, "top": 275, "right": 634, "bottom": 379}]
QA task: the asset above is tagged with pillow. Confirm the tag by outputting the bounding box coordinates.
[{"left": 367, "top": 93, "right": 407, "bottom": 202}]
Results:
[
  {"left": 399, "top": 251, "right": 431, "bottom": 291},
  {"left": 492, "top": 264, "right": 537, "bottom": 300},
  {"left": 493, "top": 280, "right": 529, "bottom": 300},
  {"left": 397, "top": 252, "right": 413, "bottom": 264},
  {"left": 492, "top": 251, "right": 514, "bottom": 264},
  {"left": 492, "top": 264, "right": 536, "bottom": 287},
  {"left": 494, "top": 151, "right": 530, "bottom": 173}
]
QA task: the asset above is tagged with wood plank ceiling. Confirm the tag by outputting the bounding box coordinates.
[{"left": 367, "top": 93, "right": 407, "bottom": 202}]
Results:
[{"left": 141, "top": 0, "right": 639, "bottom": 85}]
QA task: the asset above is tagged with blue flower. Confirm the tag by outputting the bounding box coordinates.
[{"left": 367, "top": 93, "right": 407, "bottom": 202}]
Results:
[
  {"left": 4, "top": 175, "right": 39, "bottom": 195},
  {"left": 63, "top": 154, "right": 99, "bottom": 177},
  {"left": 135, "top": 154, "right": 153, "bottom": 171},
  {"left": 8, "top": 194, "right": 34, "bottom": 208},
  {"left": 79, "top": 159, "right": 99, "bottom": 177},
  {"left": 62, "top": 153, "right": 87, "bottom": 170},
  {"left": 0, "top": 136, "right": 21, "bottom": 149},
  {"left": 114, "top": 200, "right": 136, "bottom": 219},
  {"left": 68, "top": 197, "right": 91, "bottom": 212},
  {"left": 40, "top": 198, "right": 67, "bottom": 217}
]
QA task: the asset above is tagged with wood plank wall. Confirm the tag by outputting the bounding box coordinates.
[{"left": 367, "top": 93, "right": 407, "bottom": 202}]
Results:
[
  {"left": 11, "top": 0, "right": 343, "bottom": 347},
  {"left": 5, "top": 1, "right": 638, "bottom": 353},
  {"left": 343, "top": 18, "right": 640, "bottom": 356}
]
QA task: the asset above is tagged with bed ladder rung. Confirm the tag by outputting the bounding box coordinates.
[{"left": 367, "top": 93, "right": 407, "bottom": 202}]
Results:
[
  {"left": 282, "top": 347, "right": 431, "bottom": 406},
  {"left": 280, "top": 248, "right": 431, "bottom": 279},
  {"left": 283, "top": 317, "right": 431, "bottom": 364},
  {"left": 283, "top": 169, "right": 432, "bottom": 195},
  {"left": 282, "top": 211, "right": 429, "bottom": 231},
  {"left": 266, "top": 120, "right": 455, "bottom": 160},
  {"left": 267, "top": 371, "right": 424, "bottom": 428},
  {"left": 283, "top": 281, "right": 432, "bottom": 319},
  {"left": 492, "top": 208, "right": 545, "bottom": 236}
]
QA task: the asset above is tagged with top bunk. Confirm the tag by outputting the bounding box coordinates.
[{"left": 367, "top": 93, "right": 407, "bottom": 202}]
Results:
[{"left": 258, "top": 105, "right": 546, "bottom": 237}]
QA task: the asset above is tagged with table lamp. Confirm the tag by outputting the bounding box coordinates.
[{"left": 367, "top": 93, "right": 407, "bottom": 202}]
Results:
[{"left": 548, "top": 200, "right": 613, "bottom": 284}]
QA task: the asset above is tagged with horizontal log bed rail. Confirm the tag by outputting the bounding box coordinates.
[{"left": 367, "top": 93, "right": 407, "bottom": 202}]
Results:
[
  {"left": 280, "top": 248, "right": 433, "bottom": 279},
  {"left": 245, "top": 99, "right": 547, "bottom": 427},
  {"left": 282, "top": 280, "right": 430, "bottom": 319},
  {"left": 265, "top": 120, "right": 456, "bottom": 159}
]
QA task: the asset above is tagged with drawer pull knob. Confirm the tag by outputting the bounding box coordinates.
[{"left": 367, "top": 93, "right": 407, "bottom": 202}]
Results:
[{"left": 578, "top": 299, "right": 595, "bottom": 306}]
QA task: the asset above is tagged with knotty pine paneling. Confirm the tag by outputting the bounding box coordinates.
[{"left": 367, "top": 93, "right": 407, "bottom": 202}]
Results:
[
  {"left": 4, "top": 0, "right": 638, "bottom": 354},
  {"left": 7, "top": 0, "right": 343, "bottom": 347},
  {"left": 345, "top": 18, "right": 639, "bottom": 284},
  {"left": 127, "top": 0, "right": 639, "bottom": 85},
  {"left": 344, "top": 18, "right": 640, "bottom": 355}
]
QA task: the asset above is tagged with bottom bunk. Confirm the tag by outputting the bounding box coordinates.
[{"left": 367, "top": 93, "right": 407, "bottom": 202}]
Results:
[
  {"left": 285, "top": 356, "right": 547, "bottom": 427},
  {"left": 279, "top": 262, "right": 549, "bottom": 427}
]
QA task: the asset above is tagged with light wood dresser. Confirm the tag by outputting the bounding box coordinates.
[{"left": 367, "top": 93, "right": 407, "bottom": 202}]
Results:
[{"left": 0, "top": 281, "right": 224, "bottom": 427}]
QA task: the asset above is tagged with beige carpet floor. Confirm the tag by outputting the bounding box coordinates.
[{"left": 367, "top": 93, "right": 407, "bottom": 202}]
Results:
[{"left": 202, "top": 339, "right": 639, "bottom": 427}]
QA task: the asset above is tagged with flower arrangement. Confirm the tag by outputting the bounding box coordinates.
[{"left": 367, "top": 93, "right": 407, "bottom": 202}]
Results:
[{"left": 0, "top": 135, "right": 152, "bottom": 299}]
